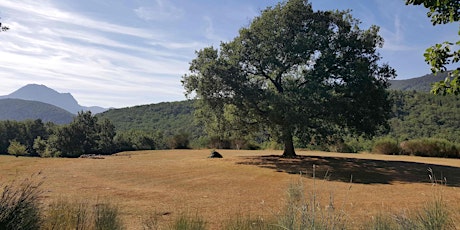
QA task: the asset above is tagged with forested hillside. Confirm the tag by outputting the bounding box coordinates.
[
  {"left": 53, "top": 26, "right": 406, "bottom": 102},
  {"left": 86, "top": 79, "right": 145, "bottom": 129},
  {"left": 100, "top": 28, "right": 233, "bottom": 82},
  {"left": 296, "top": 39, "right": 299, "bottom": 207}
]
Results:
[
  {"left": 98, "top": 91, "right": 460, "bottom": 148},
  {"left": 389, "top": 72, "right": 448, "bottom": 92},
  {"left": 0, "top": 98, "right": 74, "bottom": 124},
  {"left": 98, "top": 100, "right": 203, "bottom": 140},
  {"left": 388, "top": 90, "right": 460, "bottom": 143}
]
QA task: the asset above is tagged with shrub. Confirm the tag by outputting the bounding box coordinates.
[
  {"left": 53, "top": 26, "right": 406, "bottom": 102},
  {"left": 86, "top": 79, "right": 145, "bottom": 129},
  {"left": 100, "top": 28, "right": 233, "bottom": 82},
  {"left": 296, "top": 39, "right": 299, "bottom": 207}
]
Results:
[
  {"left": 372, "top": 138, "right": 400, "bottom": 155},
  {"left": 0, "top": 175, "right": 43, "bottom": 229},
  {"left": 7, "top": 140, "right": 28, "bottom": 157},
  {"left": 400, "top": 138, "right": 459, "bottom": 158},
  {"left": 168, "top": 133, "right": 191, "bottom": 149},
  {"left": 345, "top": 136, "right": 374, "bottom": 153}
]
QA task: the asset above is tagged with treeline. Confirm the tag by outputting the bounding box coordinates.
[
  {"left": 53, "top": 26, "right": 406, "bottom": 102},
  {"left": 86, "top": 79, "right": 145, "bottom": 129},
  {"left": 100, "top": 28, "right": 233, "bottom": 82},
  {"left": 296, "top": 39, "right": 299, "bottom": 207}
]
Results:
[
  {"left": 99, "top": 90, "right": 460, "bottom": 152},
  {"left": 2, "top": 90, "right": 459, "bottom": 157},
  {"left": 0, "top": 111, "right": 189, "bottom": 157}
]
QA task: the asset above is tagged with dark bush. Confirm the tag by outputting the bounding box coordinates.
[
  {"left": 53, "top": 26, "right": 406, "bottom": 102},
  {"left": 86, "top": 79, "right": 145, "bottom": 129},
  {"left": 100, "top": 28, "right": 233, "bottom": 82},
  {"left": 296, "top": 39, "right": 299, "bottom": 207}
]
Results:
[
  {"left": 400, "top": 138, "right": 459, "bottom": 158},
  {"left": 372, "top": 138, "right": 400, "bottom": 155},
  {"left": 168, "top": 133, "right": 190, "bottom": 149}
]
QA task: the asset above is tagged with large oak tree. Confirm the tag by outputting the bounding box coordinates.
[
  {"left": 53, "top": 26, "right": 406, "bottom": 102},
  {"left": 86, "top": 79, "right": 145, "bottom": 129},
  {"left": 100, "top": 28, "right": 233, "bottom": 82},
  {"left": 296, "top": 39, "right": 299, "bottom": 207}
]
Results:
[{"left": 182, "top": 0, "right": 396, "bottom": 157}]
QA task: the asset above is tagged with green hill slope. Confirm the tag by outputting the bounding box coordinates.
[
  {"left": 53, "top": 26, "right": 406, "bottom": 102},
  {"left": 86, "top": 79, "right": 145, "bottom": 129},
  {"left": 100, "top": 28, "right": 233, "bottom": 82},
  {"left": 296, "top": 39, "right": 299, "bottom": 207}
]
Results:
[
  {"left": 98, "top": 100, "right": 203, "bottom": 139},
  {"left": 389, "top": 72, "right": 449, "bottom": 92},
  {"left": 0, "top": 98, "right": 74, "bottom": 124},
  {"left": 388, "top": 90, "right": 460, "bottom": 143},
  {"left": 99, "top": 91, "right": 460, "bottom": 148}
]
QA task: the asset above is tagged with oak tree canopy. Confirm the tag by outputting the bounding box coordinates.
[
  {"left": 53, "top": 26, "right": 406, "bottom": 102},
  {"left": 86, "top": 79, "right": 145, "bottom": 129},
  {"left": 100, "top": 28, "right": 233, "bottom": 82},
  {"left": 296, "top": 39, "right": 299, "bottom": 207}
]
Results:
[{"left": 182, "top": 0, "right": 396, "bottom": 157}]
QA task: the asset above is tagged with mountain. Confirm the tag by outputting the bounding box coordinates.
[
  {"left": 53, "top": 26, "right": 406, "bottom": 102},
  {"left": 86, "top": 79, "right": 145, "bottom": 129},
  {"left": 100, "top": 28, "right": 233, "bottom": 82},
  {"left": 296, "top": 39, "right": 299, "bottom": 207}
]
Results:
[
  {"left": 0, "top": 84, "right": 107, "bottom": 114},
  {"left": 389, "top": 72, "right": 449, "bottom": 92},
  {"left": 0, "top": 98, "right": 74, "bottom": 124}
]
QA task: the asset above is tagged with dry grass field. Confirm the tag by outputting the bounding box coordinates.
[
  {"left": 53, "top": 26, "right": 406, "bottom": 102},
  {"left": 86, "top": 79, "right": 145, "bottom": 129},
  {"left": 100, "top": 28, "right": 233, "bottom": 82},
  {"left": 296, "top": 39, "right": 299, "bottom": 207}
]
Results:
[{"left": 1, "top": 149, "right": 459, "bottom": 229}]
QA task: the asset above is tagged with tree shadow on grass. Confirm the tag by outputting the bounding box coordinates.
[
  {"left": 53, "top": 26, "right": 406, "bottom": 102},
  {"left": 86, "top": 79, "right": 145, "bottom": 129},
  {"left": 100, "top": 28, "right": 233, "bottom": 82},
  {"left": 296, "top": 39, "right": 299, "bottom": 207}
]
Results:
[{"left": 237, "top": 155, "right": 460, "bottom": 187}]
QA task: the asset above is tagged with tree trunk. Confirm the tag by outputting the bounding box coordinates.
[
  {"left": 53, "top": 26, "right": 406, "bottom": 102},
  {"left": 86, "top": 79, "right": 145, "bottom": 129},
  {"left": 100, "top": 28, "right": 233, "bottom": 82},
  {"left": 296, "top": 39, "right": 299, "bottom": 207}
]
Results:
[{"left": 282, "top": 132, "right": 297, "bottom": 158}]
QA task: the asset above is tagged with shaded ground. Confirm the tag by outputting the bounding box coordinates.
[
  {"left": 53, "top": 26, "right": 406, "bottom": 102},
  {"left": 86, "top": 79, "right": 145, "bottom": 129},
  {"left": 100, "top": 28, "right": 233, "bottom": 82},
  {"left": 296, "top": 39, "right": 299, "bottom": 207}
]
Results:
[{"left": 238, "top": 155, "right": 460, "bottom": 186}]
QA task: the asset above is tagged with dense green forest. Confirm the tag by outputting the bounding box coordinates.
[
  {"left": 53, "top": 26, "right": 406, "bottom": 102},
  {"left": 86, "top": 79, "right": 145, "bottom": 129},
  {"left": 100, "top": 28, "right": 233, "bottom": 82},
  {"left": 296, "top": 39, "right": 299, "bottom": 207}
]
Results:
[
  {"left": 97, "top": 101, "right": 201, "bottom": 136},
  {"left": 97, "top": 101, "right": 205, "bottom": 148},
  {"left": 1, "top": 90, "right": 459, "bottom": 157},
  {"left": 388, "top": 90, "right": 460, "bottom": 143},
  {"left": 98, "top": 90, "right": 460, "bottom": 147}
]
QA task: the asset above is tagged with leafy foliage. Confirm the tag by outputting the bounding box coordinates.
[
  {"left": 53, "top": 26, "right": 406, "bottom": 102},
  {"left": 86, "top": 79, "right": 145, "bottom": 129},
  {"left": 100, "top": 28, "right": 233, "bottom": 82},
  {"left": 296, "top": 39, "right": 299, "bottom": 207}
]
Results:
[
  {"left": 114, "top": 130, "right": 157, "bottom": 151},
  {"left": 372, "top": 137, "right": 400, "bottom": 155},
  {"left": 182, "top": 0, "right": 395, "bottom": 157},
  {"left": 44, "top": 111, "right": 117, "bottom": 157},
  {"left": 7, "top": 140, "right": 28, "bottom": 157},
  {"left": 97, "top": 101, "right": 202, "bottom": 147},
  {"left": 400, "top": 138, "right": 459, "bottom": 158},
  {"left": 388, "top": 90, "right": 460, "bottom": 143},
  {"left": 0, "top": 119, "right": 49, "bottom": 156},
  {"left": 405, "top": 0, "right": 460, "bottom": 95}
]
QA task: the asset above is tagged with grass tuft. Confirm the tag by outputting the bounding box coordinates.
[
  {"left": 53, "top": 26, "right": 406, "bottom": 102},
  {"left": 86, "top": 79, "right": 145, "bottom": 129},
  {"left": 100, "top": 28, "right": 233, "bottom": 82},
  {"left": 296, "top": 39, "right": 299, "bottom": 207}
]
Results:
[
  {"left": 275, "top": 167, "right": 348, "bottom": 230},
  {"left": 0, "top": 173, "right": 43, "bottom": 230},
  {"left": 170, "top": 212, "right": 207, "bottom": 230}
]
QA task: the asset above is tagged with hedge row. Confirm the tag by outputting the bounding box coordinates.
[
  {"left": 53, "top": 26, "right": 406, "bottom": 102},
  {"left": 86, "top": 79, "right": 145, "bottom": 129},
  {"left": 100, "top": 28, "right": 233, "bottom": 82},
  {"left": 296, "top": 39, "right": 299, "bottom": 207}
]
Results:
[{"left": 372, "top": 138, "right": 459, "bottom": 158}]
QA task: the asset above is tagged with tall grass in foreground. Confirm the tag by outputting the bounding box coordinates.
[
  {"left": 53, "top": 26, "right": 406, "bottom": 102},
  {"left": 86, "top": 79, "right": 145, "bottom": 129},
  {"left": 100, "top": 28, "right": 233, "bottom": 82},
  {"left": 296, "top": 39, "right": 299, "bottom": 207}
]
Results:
[
  {"left": 42, "top": 199, "right": 91, "bottom": 230},
  {"left": 169, "top": 212, "right": 206, "bottom": 230},
  {"left": 223, "top": 213, "right": 277, "bottom": 230},
  {"left": 362, "top": 197, "right": 454, "bottom": 230},
  {"left": 0, "top": 173, "right": 43, "bottom": 230},
  {"left": 41, "top": 199, "right": 125, "bottom": 230},
  {"left": 363, "top": 168, "right": 455, "bottom": 230},
  {"left": 274, "top": 168, "right": 348, "bottom": 230}
]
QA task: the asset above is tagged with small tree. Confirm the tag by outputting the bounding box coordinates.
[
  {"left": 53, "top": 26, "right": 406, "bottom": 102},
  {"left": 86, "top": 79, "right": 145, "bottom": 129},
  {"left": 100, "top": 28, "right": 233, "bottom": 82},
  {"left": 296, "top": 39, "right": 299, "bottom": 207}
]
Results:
[
  {"left": 7, "top": 140, "right": 28, "bottom": 157},
  {"left": 96, "top": 118, "right": 116, "bottom": 154},
  {"left": 47, "top": 111, "right": 117, "bottom": 157}
]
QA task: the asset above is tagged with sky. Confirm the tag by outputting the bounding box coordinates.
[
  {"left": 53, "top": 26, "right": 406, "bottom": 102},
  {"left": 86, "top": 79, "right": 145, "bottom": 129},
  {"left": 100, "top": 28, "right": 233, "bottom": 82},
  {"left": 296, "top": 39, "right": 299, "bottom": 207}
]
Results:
[{"left": 0, "top": 0, "right": 458, "bottom": 108}]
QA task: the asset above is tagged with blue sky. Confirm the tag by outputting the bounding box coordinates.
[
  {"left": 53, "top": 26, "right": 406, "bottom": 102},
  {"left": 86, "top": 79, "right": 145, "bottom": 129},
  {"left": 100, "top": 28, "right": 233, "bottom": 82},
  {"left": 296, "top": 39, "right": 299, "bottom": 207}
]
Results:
[{"left": 0, "top": 0, "right": 458, "bottom": 108}]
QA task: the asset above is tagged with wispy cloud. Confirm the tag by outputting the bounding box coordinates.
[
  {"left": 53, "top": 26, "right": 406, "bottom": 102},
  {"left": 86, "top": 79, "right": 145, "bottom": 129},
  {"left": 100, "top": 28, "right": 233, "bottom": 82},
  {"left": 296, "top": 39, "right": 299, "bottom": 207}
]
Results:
[
  {"left": 0, "top": 0, "right": 200, "bottom": 107},
  {"left": 134, "top": 0, "right": 184, "bottom": 21}
]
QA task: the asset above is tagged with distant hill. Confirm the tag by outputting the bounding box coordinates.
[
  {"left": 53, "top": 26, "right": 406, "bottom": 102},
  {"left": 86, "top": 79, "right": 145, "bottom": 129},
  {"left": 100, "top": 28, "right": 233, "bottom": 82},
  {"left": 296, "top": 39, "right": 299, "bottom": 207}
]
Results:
[
  {"left": 389, "top": 72, "right": 449, "bottom": 92},
  {"left": 0, "top": 98, "right": 74, "bottom": 124},
  {"left": 98, "top": 100, "right": 204, "bottom": 138},
  {"left": 0, "top": 84, "right": 107, "bottom": 114}
]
